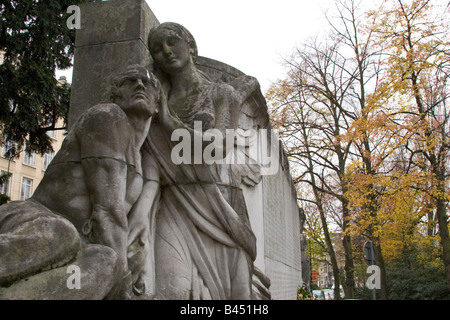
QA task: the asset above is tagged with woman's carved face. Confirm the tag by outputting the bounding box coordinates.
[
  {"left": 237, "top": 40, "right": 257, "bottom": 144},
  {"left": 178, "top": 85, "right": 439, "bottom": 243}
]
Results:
[{"left": 149, "top": 28, "right": 193, "bottom": 75}]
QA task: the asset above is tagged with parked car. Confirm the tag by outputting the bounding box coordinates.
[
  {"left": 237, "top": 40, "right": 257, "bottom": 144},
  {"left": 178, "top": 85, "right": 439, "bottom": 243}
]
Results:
[
  {"left": 312, "top": 290, "right": 326, "bottom": 300},
  {"left": 312, "top": 288, "right": 339, "bottom": 300}
]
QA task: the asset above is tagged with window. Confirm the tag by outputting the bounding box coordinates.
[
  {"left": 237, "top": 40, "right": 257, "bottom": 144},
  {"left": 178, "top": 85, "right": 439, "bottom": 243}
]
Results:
[
  {"left": 43, "top": 151, "right": 54, "bottom": 170},
  {"left": 23, "top": 151, "right": 35, "bottom": 167},
  {"left": 20, "top": 177, "right": 33, "bottom": 200},
  {"left": 2, "top": 139, "right": 15, "bottom": 158},
  {"left": 0, "top": 171, "right": 11, "bottom": 196}
]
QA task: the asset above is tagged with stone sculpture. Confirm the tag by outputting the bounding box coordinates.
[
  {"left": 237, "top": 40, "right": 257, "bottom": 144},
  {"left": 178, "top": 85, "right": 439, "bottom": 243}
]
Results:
[
  {"left": 0, "top": 65, "right": 161, "bottom": 299},
  {"left": 144, "top": 22, "right": 264, "bottom": 299},
  {"left": 0, "top": 13, "right": 283, "bottom": 299},
  {"left": 58, "top": 0, "right": 305, "bottom": 300}
]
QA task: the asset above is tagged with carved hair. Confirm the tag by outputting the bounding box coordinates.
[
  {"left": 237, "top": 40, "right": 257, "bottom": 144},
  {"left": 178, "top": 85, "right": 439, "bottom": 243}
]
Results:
[{"left": 147, "top": 22, "right": 198, "bottom": 63}]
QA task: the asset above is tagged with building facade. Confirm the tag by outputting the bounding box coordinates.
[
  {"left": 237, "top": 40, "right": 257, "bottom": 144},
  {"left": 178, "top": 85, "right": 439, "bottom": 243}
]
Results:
[
  {"left": 0, "top": 125, "right": 65, "bottom": 202},
  {"left": 0, "top": 67, "right": 67, "bottom": 202}
]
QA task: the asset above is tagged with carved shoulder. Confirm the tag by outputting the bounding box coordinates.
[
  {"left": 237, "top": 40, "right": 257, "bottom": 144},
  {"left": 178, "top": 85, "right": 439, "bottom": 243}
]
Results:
[
  {"left": 78, "top": 104, "right": 127, "bottom": 128},
  {"left": 75, "top": 103, "right": 131, "bottom": 160}
]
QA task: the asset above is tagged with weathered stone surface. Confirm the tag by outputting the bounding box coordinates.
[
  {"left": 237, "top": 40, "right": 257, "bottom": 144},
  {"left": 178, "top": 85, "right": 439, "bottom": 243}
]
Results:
[
  {"left": 74, "top": 0, "right": 156, "bottom": 47},
  {"left": 262, "top": 150, "right": 302, "bottom": 300},
  {"left": 0, "top": 245, "right": 119, "bottom": 300},
  {"left": 68, "top": 0, "right": 159, "bottom": 129},
  {"left": 196, "top": 56, "right": 271, "bottom": 131},
  {"left": 195, "top": 57, "right": 303, "bottom": 300},
  {"left": 0, "top": 65, "right": 160, "bottom": 299},
  {"left": 0, "top": 200, "right": 81, "bottom": 286},
  {"left": 145, "top": 20, "right": 303, "bottom": 300},
  {"left": 146, "top": 22, "right": 261, "bottom": 300}
]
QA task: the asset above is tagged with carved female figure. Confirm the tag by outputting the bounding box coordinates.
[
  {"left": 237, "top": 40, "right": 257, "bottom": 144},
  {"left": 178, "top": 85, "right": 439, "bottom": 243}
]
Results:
[{"left": 146, "top": 22, "right": 260, "bottom": 299}]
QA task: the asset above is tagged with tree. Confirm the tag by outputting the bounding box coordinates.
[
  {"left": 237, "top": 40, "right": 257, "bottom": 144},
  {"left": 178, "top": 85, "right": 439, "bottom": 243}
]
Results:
[
  {"left": 0, "top": 0, "right": 89, "bottom": 156},
  {"left": 268, "top": 0, "right": 450, "bottom": 299},
  {"left": 267, "top": 0, "right": 396, "bottom": 299},
  {"left": 268, "top": 0, "right": 423, "bottom": 299},
  {"left": 268, "top": 32, "right": 353, "bottom": 300},
  {"left": 368, "top": 0, "right": 450, "bottom": 291}
]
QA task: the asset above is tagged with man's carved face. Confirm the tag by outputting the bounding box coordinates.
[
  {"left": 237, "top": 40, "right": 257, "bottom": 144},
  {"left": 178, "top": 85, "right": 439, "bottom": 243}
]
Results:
[
  {"left": 149, "top": 28, "right": 193, "bottom": 74},
  {"left": 114, "top": 67, "right": 158, "bottom": 117}
]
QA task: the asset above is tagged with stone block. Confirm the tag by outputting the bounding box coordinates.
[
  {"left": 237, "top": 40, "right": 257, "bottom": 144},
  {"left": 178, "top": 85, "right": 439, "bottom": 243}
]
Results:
[
  {"left": 0, "top": 245, "right": 120, "bottom": 300},
  {"left": 68, "top": 0, "right": 159, "bottom": 129},
  {"left": 75, "top": 0, "right": 157, "bottom": 47},
  {"left": 70, "top": 40, "right": 151, "bottom": 126}
]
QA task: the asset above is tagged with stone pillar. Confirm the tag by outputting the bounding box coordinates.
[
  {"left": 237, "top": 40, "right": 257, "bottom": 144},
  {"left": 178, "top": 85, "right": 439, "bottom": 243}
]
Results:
[{"left": 68, "top": 0, "right": 159, "bottom": 129}]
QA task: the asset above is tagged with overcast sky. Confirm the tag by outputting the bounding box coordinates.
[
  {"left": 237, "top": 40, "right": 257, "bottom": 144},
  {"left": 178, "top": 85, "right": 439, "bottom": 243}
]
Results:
[{"left": 57, "top": 0, "right": 339, "bottom": 92}]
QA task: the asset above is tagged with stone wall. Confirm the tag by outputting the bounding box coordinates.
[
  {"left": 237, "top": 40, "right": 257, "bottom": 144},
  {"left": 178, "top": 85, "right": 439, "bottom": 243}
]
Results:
[{"left": 261, "top": 147, "right": 303, "bottom": 300}]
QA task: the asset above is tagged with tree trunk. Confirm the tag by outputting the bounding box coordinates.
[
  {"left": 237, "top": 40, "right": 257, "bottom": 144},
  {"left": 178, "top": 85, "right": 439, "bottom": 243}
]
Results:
[
  {"left": 342, "top": 234, "right": 355, "bottom": 298},
  {"left": 342, "top": 202, "right": 355, "bottom": 299},
  {"left": 373, "top": 237, "right": 388, "bottom": 300},
  {"left": 436, "top": 196, "right": 450, "bottom": 291},
  {"left": 317, "top": 202, "right": 342, "bottom": 300}
]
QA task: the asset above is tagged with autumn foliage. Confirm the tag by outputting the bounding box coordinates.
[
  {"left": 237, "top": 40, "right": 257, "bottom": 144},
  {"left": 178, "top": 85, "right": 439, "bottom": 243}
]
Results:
[{"left": 267, "top": 0, "right": 450, "bottom": 299}]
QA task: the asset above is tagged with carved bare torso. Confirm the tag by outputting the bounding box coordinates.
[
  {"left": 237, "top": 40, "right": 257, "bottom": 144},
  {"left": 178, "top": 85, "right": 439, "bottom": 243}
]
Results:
[{"left": 32, "top": 104, "right": 143, "bottom": 239}]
